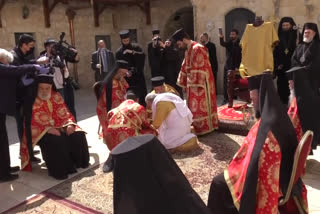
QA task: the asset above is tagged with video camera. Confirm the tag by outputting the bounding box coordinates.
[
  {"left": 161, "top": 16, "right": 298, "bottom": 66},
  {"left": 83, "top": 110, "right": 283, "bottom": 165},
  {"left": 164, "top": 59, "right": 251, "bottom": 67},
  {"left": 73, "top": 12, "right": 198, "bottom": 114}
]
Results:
[{"left": 53, "top": 32, "right": 78, "bottom": 62}]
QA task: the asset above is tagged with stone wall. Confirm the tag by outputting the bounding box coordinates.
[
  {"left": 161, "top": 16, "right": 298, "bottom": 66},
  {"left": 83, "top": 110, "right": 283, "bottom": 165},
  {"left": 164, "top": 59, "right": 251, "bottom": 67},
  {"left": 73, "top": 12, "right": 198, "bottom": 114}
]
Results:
[
  {"left": 191, "top": 0, "right": 320, "bottom": 92},
  {"left": 0, "top": 0, "right": 191, "bottom": 88},
  {"left": 1, "top": 0, "right": 320, "bottom": 93}
]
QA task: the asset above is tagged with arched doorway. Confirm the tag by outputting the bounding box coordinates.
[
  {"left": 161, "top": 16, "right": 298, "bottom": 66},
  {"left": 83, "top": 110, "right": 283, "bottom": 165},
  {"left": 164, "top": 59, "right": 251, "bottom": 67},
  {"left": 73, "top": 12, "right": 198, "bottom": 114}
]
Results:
[
  {"left": 225, "top": 8, "right": 255, "bottom": 39},
  {"left": 163, "top": 7, "right": 194, "bottom": 40}
]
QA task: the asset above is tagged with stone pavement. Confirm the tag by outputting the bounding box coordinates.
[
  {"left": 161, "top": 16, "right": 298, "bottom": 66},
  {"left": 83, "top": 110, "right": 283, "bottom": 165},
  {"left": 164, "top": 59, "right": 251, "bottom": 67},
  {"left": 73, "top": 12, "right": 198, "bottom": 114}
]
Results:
[{"left": 1, "top": 89, "right": 320, "bottom": 213}]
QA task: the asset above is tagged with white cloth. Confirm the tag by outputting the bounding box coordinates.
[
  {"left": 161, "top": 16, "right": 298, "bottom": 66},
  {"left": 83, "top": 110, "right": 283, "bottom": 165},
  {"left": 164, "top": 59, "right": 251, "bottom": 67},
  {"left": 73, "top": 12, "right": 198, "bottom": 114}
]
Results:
[{"left": 152, "top": 93, "right": 196, "bottom": 149}]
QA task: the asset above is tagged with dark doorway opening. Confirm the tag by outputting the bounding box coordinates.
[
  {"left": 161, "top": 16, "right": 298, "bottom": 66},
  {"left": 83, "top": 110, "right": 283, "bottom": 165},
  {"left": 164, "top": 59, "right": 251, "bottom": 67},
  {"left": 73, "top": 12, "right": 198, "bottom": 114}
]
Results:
[
  {"left": 163, "top": 7, "right": 194, "bottom": 40},
  {"left": 225, "top": 8, "right": 255, "bottom": 39}
]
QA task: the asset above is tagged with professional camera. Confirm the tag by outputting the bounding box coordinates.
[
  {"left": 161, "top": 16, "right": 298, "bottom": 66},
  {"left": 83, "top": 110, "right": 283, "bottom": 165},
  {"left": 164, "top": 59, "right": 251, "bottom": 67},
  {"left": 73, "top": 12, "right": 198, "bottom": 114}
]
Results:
[
  {"left": 53, "top": 32, "right": 78, "bottom": 62},
  {"left": 153, "top": 36, "right": 162, "bottom": 48}
]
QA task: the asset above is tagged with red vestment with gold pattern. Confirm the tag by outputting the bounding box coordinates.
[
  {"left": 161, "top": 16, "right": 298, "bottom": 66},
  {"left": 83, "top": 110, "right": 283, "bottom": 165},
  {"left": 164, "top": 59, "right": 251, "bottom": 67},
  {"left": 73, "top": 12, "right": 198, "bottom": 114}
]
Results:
[
  {"left": 224, "top": 106, "right": 308, "bottom": 214},
  {"left": 20, "top": 91, "right": 82, "bottom": 171},
  {"left": 177, "top": 41, "right": 218, "bottom": 135},
  {"left": 104, "top": 99, "right": 156, "bottom": 151},
  {"left": 96, "top": 78, "right": 129, "bottom": 139}
]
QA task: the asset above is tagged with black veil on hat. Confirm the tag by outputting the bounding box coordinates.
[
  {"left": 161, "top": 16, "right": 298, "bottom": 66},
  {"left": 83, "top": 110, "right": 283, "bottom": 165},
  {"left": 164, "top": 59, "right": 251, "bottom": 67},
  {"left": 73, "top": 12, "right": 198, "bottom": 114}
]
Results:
[
  {"left": 239, "top": 74, "right": 298, "bottom": 214},
  {"left": 100, "top": 60, "right": 129, "bottom": 112},
  {"left": 278, "top": 17, "right": 296, "bottom": 33},
  {"left": 112, "top": 134, "right": 211, "bottom": 214}
]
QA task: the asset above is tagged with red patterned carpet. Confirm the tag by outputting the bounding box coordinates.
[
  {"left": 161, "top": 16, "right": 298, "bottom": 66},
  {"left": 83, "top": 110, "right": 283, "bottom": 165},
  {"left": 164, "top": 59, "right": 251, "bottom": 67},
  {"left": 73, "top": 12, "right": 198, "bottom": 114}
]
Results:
[{"left": 218, "top": 103, "right": 250, "bottom": 121}]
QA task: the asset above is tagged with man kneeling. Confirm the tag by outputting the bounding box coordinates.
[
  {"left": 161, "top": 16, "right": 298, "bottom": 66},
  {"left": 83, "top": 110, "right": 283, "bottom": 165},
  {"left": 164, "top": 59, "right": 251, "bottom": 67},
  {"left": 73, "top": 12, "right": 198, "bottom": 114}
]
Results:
[
  {"left": 20, "top": 74, "right": 89, "bottom": 180},
  {"left": 146, "top": 93, "right": 198, "bottom": 152}
]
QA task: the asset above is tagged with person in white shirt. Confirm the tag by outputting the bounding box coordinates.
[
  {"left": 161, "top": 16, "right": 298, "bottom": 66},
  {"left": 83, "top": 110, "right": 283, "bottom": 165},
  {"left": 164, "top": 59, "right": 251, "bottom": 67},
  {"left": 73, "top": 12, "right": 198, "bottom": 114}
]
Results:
[{"left": 145, "top": 92, "right": 198, "bottom": 152}]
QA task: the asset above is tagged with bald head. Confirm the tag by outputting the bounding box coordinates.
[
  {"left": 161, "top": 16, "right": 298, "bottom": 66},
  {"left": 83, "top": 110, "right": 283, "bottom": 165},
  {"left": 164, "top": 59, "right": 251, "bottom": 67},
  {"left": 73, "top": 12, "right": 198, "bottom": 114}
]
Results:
[{"left": 97, "top": 40, "right": 106, "bottom": 49}]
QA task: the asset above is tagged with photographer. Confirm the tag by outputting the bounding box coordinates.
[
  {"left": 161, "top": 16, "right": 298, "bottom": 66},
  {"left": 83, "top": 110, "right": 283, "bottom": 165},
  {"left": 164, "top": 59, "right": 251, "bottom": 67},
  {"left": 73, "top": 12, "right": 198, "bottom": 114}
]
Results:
[
  {"left": 148, "top": 29, "right": 164, "bottom": 78},
  {"left": 38, "top": 39, "right": 68, "bottom": 97},
  {"left": 38, "top": 36, "right": 78, "bottom": 121}
]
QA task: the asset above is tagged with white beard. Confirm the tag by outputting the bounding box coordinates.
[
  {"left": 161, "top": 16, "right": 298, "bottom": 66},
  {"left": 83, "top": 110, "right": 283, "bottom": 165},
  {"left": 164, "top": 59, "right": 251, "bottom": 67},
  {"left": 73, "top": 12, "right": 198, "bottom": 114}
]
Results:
[
  {"left": 38, "top": 93, "right": 51, "bottom": 101},
  {"left": 303, "top": 35, "right": 314, "bottom": 43}
]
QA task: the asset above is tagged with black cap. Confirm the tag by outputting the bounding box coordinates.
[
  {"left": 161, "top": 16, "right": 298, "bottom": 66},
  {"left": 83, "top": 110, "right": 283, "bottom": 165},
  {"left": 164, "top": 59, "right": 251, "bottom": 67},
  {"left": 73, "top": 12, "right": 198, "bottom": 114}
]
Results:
[
  {"left": 151, "top": 76, "right": 165, "bottom": 87},
  {"left": 116, "top": 60, "right": 129, "bottom": 69},
  {"left": 37, "top": 74, "right": 54, "bottom": 84},
  {"left": 152, "top": 29, "right": 160, "bottom": 35},
  {"left": 171, "top": 28, "right": 189, "bottom": 42},
  {"left": 119, "top": 30, "right": 130, "bottom": 39},
  {"left": 44, "top": 38, "right": 57, "bottom": 47}
]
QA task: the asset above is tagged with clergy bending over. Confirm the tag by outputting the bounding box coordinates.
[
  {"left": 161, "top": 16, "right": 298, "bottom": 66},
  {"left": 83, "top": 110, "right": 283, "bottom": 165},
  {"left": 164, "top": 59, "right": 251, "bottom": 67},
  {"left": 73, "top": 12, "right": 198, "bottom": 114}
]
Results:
[
  {"left": 287, "top": 22, "right": 320, "bottom": 151},
  {"left": 20, "top": 74, "right": 89, "bottom": 180},
  {"left": 171, "top": 28, "right": 218, "bottom": 135},
  {"left": 207, "top": 74, "right": 307, "bottom": 214},
  {"left": 102, "top": 91, "right": 157, "bottom": 173},
  {"left": 145, "top": 92, "right": 198, "bottom": 152},
  {"left": 96, "top": 60, "right": 129, "bottom": 141}
]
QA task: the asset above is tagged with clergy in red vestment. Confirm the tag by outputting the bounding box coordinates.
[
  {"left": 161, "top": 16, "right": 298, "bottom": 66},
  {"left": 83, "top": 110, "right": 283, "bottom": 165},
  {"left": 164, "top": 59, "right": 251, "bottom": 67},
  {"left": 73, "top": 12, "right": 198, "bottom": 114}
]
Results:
[
  {"left": 20, "top": 74, "right": 89, "bottom": 180},
  {"left": 171, "top": 28, "right": 218, "bottom": 135},
  {"left": 102, "top": 91, "right": 157, "bottom": 173},
  {"left": 96, "top": 60, "right": 129, "bottom": 141},
  {"left": 207, "top": 74, "right": 308, "bottom": 214}
]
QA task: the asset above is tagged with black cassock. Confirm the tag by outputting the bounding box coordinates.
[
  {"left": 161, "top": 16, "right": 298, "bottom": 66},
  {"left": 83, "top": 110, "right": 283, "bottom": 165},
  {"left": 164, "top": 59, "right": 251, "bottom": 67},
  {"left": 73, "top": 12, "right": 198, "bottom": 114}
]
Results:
[
  {"left": 147, "top": 42, "right": 163, "bottom": 78},
  {"left": 289, "top": 40, "right": 320, "bottom": 149},
  {"left": 38, "top": 132, "right": 89, "bottom": 180},
  {"left": 116, "top": 43, "right": 147, "bottom": 106},
  {"left": 161, "top": 46, "right": 183, "bottom": 97},
  {"left": 112, "top": 135, "right": 211, "bottom": 214}
]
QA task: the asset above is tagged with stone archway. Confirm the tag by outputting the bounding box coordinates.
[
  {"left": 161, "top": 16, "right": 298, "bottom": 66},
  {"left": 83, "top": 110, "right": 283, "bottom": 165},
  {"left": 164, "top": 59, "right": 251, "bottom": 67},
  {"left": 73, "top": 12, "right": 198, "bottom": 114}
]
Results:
[
  {"left": 163, "top": 6, "right": 194, "bottom": 40},
  {"left": 225, "top": 8, "right": 255, "bottom": 38}
]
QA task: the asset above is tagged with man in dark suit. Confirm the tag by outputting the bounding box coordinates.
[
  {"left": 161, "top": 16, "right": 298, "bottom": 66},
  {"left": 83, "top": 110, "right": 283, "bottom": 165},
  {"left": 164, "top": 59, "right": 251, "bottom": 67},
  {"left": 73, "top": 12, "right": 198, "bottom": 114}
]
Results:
[
  {"left": 147, "top": 29, "right": 163, "bottom": 77},
  {"left": 200, "top": 33, "right": 218, "bottom": 86},
  {"left": 0, "top": 48, "right": 44, "bottom": 182},
  {"left": 91, "top": 40, "right": 115, "bottom": 82}
]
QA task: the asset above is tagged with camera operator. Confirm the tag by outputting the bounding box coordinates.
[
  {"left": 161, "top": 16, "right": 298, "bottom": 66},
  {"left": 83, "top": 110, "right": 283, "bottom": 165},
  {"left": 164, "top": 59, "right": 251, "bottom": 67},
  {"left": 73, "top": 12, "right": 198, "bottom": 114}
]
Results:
[
  {"left": 147, "top": 29, "right": 164, "bottom": 78},
  {"left": 38, "top": 39, "right": 68, "bottom": 97},
  {"left": 38, "top": 37, "right": 78, "bottom": 121}
]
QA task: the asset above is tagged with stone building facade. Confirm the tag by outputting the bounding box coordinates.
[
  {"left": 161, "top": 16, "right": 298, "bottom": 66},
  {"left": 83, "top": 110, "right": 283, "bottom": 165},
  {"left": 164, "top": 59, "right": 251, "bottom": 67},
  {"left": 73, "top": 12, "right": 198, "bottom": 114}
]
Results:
[{"left": 0, "top": 0, "right": 319, "bottom": 92}]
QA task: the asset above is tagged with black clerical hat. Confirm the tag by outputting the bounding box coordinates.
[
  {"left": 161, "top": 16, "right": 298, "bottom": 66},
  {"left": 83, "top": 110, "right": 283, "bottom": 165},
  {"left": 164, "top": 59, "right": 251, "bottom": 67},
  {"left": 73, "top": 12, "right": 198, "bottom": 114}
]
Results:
[
  {"left": 116, "top": 59, "right": 129, "bottom": 70},
  {"left": 119, "top": 30, "right": 130, "bottom": 39},
  {"left": 112, "top": 134, "right": 211, "bottom": 214},
  {"left": 303, "top": 22, "right": 320, "bottom": 40},
  {"left": 151, "top": 76, "right": 165, "bottom": 87},
  {"left": 37, "top": 74, "right": 54, "bottom": 84},
  {"left": 152, "top": 29, "right": 160, "bottom": 35},
  {"left": 171, "top": 28, "right": 189, "bottom": 42}
]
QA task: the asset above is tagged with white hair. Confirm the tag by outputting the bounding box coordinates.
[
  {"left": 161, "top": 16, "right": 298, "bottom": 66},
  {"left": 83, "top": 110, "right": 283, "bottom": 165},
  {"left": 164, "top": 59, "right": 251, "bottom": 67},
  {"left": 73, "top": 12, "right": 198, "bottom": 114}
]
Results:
[
  {"left": 0, "top": 48, "right": 13, "bottom": 64},
  {"left": 145, "top": 93, "right": 157, "bottom": 104}
]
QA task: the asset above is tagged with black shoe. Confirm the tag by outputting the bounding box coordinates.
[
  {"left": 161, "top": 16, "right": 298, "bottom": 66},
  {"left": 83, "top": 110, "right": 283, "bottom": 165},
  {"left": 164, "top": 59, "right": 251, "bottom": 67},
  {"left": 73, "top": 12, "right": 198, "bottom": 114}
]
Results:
[
  {"left": 52, "top": 175, "right": 68, "bottom": 180},
  {"left": 103, "top": 155, "right": 114, "bottom": 173},
  {"left": 30, "top": 156, "right": 41, "bottom": 163},
  {"left": 10, "top": 166, "right": 20, "bottom": 173},
  {"left": 0, "top": 174, "right": 19, "bottom": 183}
]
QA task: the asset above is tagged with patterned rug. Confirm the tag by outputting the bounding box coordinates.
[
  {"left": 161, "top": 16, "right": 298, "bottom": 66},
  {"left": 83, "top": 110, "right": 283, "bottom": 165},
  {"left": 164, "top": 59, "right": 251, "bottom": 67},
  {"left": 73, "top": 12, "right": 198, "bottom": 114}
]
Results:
[
  {"left": 218, "top": 103, "right": 250, "bottom": 121},
  {"left": 5, "top": 132, "right": 244, "bottom": 214}
]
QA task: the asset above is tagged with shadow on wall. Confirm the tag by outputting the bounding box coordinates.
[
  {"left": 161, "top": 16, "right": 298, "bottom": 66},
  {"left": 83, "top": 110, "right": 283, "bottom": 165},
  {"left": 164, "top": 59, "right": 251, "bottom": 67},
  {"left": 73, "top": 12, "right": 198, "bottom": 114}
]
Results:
[{"left": 163, "top": 6, "right": 194, "bottom": 40}]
